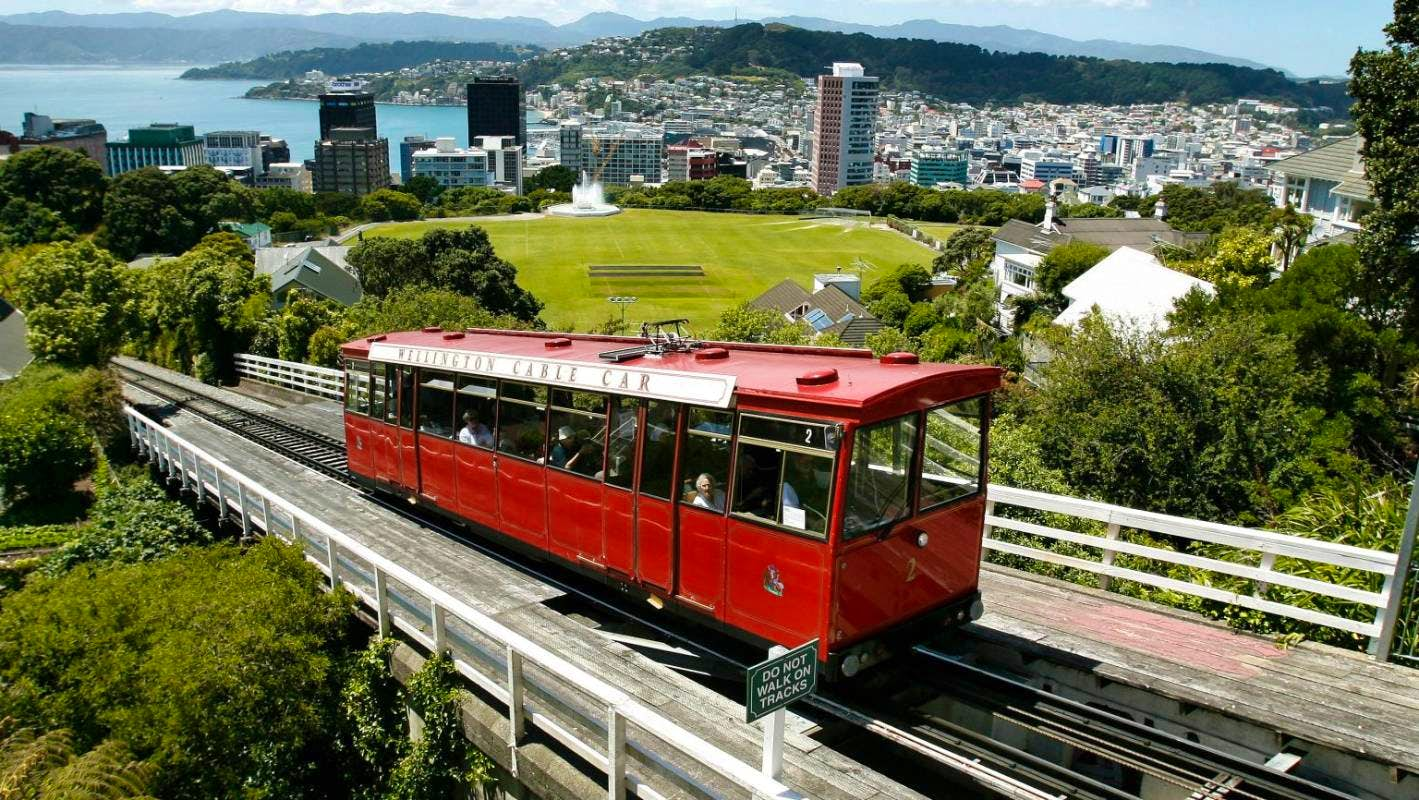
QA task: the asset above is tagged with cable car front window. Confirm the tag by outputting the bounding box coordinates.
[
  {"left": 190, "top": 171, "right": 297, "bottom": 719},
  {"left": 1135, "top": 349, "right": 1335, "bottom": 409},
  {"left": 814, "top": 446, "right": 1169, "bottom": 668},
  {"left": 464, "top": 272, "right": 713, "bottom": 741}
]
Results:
[
  {"left": 919, "top": 397, "right": 985, "bottom": 510},
  {"left": 344, "top": 359, "right": 369, "bottom": 415},
  {"left": 843, "top": 413, "right": 918, "bottom": 539}
]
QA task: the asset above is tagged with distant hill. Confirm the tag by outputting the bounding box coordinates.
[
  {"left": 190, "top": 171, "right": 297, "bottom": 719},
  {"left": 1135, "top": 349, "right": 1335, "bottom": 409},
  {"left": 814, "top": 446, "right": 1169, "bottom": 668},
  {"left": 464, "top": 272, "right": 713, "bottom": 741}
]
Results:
[
  {"left": 0, "top": 10, "right": 1277, "bottom": 71},
  {"left": 517, "top": 24, "right": 1349, "bottom": 110},
  {"left": 182, "top": 41, "right": 539, "bottom": 80},
  {"left": 0, "top": 21, "right": 361, "bottom": 64}
]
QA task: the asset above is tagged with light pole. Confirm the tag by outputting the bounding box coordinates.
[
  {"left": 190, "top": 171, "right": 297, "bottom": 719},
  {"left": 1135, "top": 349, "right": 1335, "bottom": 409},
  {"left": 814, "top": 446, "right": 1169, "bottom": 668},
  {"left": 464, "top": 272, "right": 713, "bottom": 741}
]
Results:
[{"left": 608, "top": 296, "right": 638, "bottom": 333}]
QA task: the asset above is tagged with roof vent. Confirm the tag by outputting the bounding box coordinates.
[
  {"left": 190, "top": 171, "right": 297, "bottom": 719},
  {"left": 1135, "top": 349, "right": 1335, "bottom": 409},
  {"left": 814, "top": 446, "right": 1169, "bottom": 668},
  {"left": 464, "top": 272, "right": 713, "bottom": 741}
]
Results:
[
  {"left": 881, "top": 352, "right": 919, "bottom": 365},
  {"left": 545, "top": 337, "right": 573, "bottom": 349},
  {"left": 695, "top": 347, "right": 729, "bottom": 361},
  {"left": 366, "top": 334, "right": 386, "bottom": 343},
  {"left": 422, "top": 326, "right": 442, "bottom": 333},
  {"left": 796, "top": 368, "right": 839, "bottom": 386},
  {"left": 442, "top": 331, "right": 465, "bottom": 340}
]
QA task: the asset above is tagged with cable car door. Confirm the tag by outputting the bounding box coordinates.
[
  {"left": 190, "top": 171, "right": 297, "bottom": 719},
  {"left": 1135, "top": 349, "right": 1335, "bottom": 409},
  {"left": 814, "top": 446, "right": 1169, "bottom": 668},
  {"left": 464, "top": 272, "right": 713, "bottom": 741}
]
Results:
[{"left": 632, "top": 400, "right": 679, "bottom": 592}]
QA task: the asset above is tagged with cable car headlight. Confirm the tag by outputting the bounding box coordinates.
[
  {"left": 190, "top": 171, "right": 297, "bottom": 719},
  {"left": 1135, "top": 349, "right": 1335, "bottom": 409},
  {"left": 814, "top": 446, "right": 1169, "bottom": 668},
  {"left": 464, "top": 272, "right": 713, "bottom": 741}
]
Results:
[{"left": 915, "top": 532, "right": 929, "bottom": 548}]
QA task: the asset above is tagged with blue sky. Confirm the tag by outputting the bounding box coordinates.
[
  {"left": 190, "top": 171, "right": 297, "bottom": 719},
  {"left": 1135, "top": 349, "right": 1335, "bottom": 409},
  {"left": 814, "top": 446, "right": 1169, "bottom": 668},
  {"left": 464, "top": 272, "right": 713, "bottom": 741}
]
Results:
[{"left": 5, "top": 0, "right": 1393, "bottom": 77}]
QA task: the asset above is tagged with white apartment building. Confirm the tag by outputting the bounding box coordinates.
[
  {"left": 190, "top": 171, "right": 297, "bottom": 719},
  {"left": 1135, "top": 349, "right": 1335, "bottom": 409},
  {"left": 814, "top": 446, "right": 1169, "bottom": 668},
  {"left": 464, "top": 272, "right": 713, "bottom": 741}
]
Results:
[
  {"left": 204, "top": 130, "right": 264, "bottom": 175},
  {"left": 254, "top": 162, "right": 312, "bottom": 193},
  {"left": 411, "top": 137, "right": 493, "bottom": 189}
]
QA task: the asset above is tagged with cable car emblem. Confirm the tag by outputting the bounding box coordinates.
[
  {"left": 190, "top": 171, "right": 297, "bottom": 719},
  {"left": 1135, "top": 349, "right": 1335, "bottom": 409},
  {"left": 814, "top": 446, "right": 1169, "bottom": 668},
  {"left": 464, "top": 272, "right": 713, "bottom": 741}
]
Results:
[{"left": 763, "top": 564, "right": 785, "bottom": 597}]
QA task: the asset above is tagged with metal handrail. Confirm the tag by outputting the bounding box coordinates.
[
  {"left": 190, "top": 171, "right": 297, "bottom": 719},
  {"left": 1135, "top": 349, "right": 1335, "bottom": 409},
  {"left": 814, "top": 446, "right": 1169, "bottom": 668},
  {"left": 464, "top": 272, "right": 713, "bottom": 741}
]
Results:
[
  {"left": 125, "top": 406, "right": 803, "bottom": 800},
  {"left": 984, "top": 483, "right": 1403, "bottom": 653}
]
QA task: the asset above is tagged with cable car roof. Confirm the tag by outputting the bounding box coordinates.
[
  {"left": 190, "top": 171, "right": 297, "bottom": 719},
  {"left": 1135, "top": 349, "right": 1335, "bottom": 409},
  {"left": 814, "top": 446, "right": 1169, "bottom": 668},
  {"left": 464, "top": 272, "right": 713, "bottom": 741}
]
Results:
[{"left": 342, "top": 329, "right": 999, "bottom": 411}]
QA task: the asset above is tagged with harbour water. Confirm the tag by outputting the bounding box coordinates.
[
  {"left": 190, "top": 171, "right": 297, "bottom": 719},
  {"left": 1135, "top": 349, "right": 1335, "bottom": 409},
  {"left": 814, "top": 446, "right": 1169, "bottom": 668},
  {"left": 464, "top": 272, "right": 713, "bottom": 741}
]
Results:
[{"left": 0, "top": 64, "right": 547, "bottom": 168}]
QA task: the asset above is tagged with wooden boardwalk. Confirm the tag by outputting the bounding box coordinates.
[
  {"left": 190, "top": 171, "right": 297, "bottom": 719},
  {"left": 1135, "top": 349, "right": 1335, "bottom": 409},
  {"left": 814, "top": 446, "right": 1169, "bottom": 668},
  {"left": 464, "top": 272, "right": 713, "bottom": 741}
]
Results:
[
  {"left": 119, "top": 367, "right": 925, "bottom": 800},
  {"left": 970, "top": 565, "right": 1419, "bottom": 790}
]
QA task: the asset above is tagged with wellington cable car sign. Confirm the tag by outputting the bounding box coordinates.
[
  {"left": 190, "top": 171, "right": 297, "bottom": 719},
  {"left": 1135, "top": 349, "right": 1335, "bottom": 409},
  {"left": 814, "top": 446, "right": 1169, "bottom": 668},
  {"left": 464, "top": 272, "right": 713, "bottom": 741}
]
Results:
[{"left": 745, "top": 640, "right": 818, "bottom": 723}]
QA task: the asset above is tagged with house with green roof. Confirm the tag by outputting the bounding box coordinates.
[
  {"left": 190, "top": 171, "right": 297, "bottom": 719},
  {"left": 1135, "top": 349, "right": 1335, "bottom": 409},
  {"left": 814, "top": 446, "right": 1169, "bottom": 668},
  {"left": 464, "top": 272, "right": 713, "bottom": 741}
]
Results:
[
  {"left": 1268, "top": 135, "right": 1373, "bottom": 243},
  {"left": 219, "top": 221, "right": 272, "bottom": 250}
]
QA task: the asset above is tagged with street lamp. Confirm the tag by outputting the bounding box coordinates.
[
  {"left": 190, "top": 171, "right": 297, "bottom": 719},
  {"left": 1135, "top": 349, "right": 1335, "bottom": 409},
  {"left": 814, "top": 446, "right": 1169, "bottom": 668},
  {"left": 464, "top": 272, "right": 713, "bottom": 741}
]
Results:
[{"left": 608, "top": 296, "right": 638, "bottom": 332}]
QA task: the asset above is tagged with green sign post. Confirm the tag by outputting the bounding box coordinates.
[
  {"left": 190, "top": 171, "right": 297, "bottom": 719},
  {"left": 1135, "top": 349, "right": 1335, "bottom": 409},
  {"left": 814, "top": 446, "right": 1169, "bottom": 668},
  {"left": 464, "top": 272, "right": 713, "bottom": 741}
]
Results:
[{"left": 746, "top": 640, "right": 819, "bottom": 780}]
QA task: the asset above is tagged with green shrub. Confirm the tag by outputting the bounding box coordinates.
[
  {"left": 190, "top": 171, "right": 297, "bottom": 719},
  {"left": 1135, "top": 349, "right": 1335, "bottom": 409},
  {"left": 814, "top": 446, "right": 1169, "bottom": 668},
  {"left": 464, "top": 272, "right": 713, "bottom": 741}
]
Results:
[
  {"left": 0, "top": 539, "right": 356, "bottom": 799},
  {"left": 0, "top": 524, "right": 81, "bottom": 552},
  {"left": 0, "top": 404, "right": 93, "bottom": 503},
  {"left": 45, "top": 465, "right": 209, "bottom": 574}
]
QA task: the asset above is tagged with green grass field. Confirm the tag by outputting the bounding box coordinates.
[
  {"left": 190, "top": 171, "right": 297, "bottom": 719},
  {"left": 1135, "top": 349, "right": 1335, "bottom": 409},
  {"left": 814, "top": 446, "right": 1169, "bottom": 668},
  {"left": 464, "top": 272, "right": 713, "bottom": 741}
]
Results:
[
  {"left": 907, "top": 221, "right": 971, "bottom": 242},
  {"left": 369, "top": 210, "right": 936, "bottom": 331}
]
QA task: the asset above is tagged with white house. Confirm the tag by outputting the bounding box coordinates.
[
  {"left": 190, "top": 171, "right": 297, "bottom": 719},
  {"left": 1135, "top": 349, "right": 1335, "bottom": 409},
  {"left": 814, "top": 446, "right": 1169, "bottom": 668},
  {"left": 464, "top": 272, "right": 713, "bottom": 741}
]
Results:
[{"left": 1053, "top": 246, "right": 1214, "bottom": 334}]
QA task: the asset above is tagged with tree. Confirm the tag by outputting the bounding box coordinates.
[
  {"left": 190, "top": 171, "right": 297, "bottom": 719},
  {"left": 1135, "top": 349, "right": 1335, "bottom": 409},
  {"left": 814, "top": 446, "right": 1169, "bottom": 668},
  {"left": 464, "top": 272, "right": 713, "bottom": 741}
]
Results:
[
  {"left": 11, "top": 241, "right": 130, "bottom": 366},
  {"left": 360, "top": 188, "right": 423, "bottom": 222},
  {"left": 396, "top": 175, "right": 445, "bottom": 204},
  {"left": 99, "top": 168, "right": 193, "bottom": 260},
  {"left": 0, "top": 146, "right": 106, "bottom": 230},
  {"left": 707, "top": 302, "right": 787, "bottom": 343},
  {"left": 933, "top": 227, "right": 994, "bottom": 275},
  {"left": 1349, "top": 2, "right": 1419, "bottom": 336},
  {"left": 864, "top": 327, "right": 916, "bottom": 357},
  {"left": 345, "top": 227, "right": 543, "bottom": 323},
  {"left": 0, "top": 540, "right": 355, "bottom": 800},
  {"left": 168, "top": 166, "right": 254, "bottom": 237},
  {"left": 1197, "top": 227, "right": 1275, "bottom": 288},
  {"left": 0, "top": 725, "right": 155, "bottom": 800},
  {"left": 525, "top": 164, "right": 577, "bottom": 194},
  {"left": 0, "top": 197, "right": 76, "bottom": 248},
  {"left": 274, "top": 291, "right": 342, "bottom": 363},
  {"left": 1266, "top": 205, "right": 1312, "bottom": 271},
  {"left": 1035, "top": 241, "right": 1109, "bottom": 301},
  {"left": 1023, "top": 314, "right": 1361, "bottom": 523}
]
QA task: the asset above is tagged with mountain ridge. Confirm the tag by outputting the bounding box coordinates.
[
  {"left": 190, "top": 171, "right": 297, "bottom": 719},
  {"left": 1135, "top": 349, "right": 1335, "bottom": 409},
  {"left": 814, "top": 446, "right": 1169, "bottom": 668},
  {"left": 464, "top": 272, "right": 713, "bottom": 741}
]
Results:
[{"left": 0, "top": 9, "right": 1277, "bottom": 71}]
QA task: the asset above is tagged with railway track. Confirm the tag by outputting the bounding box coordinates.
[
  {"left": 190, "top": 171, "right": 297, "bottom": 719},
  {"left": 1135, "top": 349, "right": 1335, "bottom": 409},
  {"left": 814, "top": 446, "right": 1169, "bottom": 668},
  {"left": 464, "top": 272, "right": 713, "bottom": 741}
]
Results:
[
  {"left": 117, "top": 365, "right": 349, "bottom": 479},
  {"left": 118, "top": 368, "right": 1362, "bottom": 800}
]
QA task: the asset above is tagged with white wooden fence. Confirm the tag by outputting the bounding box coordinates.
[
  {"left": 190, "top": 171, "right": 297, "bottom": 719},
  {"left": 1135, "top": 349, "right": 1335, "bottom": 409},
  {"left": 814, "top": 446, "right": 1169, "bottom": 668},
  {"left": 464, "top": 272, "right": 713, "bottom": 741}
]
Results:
[
  {"left": 984, "top": 484, "right": 1406, "bottom": 656},
  {"left": 235, "top": 354, "right": 343, "bottom": 401},
  {"left": 125, "top": 407, "right": 802, "bottom": 800}
]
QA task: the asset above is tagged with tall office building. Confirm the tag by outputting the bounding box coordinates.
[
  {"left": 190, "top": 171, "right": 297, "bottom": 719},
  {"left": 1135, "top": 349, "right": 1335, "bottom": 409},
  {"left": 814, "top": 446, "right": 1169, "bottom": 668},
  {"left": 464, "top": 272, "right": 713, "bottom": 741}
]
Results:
[
  {"left": 313, "top": 127, "right": 390, "bottom": 196},
  {"left": 558, "top": 123, "right": 663, "bottom": 185},
  {"left": 318, "top": 92, "right": 376, "bottom": 140},
  {"left": 811, "top": 62, "right": 879, "bottom": 197},
  {"left": 467, "top": 77, "right": 524, "bottom": 147},
  {"left": 106, "top": 123, "right": 205, "bottom": 176}
]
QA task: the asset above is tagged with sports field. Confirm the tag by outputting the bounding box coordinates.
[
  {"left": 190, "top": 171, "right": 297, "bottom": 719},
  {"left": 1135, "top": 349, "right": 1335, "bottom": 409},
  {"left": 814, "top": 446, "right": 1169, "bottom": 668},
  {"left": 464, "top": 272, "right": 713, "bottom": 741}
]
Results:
[
  {"left": 369, "top": 209, "right": 936, "bottom": 331},
  {"left": 908, "top": 221, "right": 972, "bottom": 242}
]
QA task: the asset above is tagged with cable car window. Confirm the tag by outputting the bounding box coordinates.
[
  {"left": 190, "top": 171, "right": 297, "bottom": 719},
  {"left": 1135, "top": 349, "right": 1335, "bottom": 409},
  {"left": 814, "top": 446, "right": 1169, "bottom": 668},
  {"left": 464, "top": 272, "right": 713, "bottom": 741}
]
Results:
[
  {"left": 631, "top": 400, "right": 674, "bottom": 500},
  {"left": 605, "top": 397, "right": 639, "bottom": 490},
  {"left": 417, "top": 370, "right": 456, "bottom": 439},
  {"left": 454, "top": 377, "right": 496, "bottom": 449},
  {"left": 548, "top": 391, "right": 606, "bottom": 478},
  {"left": 679, "top": 407, "right": 730, "bottom": 511},
  {"left": 370, "top": 363, "right": 386, "bottom": 419},
  {"left": 397, "top": 368, "right": 415, "bottom": 429},
  {"left": 497, "top": 381, "right": 547, "bottom": 462},
  {"left": 544, "top": 391, "right": 607, "bottom": 479},
  {"left": 919, "top": 397, "right": 985, "bottom": 511},
  {"left": 739, "top": 414, "right": 840, "bottom": 452},
  {"left": 383, "top": 365, "right": 399, "bottom": 425},
  {"left": 843, "top": 413, "right": 918, "bottom": 539},
  {"left": 732, "top": 441, "right": 833, "bottom": 539},
  {"left": 344, "top": 360, "right": 369, "bottom": 415}
]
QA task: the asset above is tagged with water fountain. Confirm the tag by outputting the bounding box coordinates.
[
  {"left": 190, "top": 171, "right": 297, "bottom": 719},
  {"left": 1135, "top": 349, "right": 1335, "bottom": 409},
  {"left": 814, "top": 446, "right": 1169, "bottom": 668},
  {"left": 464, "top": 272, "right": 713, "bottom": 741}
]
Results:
[{"left": 545, "top": 171, "right": 622, "bottom": 217}]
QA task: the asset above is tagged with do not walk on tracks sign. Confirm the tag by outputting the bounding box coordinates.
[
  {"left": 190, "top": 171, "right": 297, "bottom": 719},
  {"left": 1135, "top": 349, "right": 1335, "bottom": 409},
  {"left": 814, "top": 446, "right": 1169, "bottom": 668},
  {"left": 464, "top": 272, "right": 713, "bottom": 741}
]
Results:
[{"left": 747, "top": 640, "right": 818, "bottom": 781}]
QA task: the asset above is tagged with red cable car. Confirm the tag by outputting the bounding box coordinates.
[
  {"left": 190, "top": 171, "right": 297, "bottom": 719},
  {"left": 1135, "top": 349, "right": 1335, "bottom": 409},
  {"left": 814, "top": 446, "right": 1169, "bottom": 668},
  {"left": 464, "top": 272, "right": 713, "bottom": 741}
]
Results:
[{"left": 339, "top": 326, "right": 1000, "bottom": 678}]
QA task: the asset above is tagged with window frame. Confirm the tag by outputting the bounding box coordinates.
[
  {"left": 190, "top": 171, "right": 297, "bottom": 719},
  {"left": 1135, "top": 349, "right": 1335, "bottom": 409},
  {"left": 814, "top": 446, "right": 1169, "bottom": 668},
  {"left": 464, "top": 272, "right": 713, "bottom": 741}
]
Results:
[
  {"left": 415, "top": 369, "right": 457, "bottom": 440},
  {"left": 729, "top": 411, "right": 839, "bottom": 542},
  {"left": 841, "top": 411, "right": 920, "bottom": 541},
  {"left": 495, "top": 380, "right": 549, "bottom": 463},
  {"left": 677, "top": 406, "right": 733, "bottom": 514},
  {"left": 916, "top": 395, "right": 988, "bottom": 514},
  {"left": 546, "top": 390, "right": 609, "bottom": 479},
  {"left": 344, "top": 359, "right": 370, "bottom": 416},
  {"left": 452, "top": 376, "right": 497, "bottom": 451}
]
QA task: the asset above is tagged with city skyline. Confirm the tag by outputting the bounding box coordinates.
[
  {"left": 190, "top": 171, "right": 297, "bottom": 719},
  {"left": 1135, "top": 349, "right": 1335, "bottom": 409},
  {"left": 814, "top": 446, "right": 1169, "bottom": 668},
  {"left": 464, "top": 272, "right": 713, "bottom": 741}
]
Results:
[{"left": 0, "top": 2, "right": 1391, "bottom": 77}]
